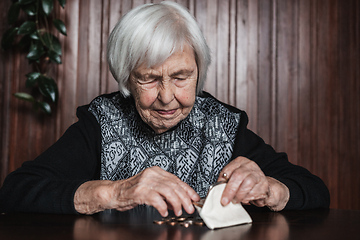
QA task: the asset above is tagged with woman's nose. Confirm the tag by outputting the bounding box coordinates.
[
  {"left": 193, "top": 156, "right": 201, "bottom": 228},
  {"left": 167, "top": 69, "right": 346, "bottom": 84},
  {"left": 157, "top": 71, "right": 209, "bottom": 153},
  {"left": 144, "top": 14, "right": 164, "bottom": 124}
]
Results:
[{"left": 157, "top": 81, "right": 174, "bottom": 105}]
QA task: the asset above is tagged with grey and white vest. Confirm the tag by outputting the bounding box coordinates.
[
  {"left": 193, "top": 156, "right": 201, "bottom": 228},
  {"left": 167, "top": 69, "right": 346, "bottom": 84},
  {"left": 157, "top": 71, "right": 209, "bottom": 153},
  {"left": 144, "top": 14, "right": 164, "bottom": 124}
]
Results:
[{"left": 88, "top": 93, "right": 241, "bottom": 197}]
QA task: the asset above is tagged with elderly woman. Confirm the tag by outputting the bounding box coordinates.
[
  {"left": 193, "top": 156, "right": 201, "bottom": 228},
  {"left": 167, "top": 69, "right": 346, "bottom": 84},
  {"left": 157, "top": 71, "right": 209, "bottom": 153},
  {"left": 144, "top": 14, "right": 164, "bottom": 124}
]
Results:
[{"left": 0, "top": 1, "right": 329, "bottom": 216}]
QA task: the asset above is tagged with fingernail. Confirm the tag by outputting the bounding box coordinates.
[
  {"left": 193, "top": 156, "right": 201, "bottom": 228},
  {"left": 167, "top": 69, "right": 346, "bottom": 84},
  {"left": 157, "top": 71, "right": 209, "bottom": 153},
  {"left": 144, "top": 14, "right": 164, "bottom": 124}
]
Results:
[
  {"left": 189, "top": 204, "right": 194, "bottom": 213},
  {"left": 221, "top": 197, "right": 229, "bottom": 206},
  {"left": 164, "top": 210, "right": 168, "bottom": 217},
  {"left": 177, "top": 209, "right": 182, "bottom": 216}
]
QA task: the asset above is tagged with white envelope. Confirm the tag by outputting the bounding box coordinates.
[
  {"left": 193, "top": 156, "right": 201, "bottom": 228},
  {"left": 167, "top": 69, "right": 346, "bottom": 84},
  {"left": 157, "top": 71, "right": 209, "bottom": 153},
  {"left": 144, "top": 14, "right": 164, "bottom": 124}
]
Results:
[{"left": 194, "top": 183, "right": 252, "bottom": 229}]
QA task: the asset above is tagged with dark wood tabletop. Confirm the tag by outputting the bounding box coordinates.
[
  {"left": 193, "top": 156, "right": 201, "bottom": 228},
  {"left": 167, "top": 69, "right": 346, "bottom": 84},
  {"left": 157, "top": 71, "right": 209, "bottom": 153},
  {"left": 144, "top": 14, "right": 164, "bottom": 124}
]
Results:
[{"left": 0, "top": 206, "right": 359, "bottom": 240}]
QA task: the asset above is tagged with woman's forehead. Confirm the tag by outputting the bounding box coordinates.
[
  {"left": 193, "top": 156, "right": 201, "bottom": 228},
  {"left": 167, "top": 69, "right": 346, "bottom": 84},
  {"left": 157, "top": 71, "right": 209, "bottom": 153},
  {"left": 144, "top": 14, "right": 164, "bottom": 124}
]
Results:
[{"left": 135, "top": 44, "right": 197, "bottom": 75}]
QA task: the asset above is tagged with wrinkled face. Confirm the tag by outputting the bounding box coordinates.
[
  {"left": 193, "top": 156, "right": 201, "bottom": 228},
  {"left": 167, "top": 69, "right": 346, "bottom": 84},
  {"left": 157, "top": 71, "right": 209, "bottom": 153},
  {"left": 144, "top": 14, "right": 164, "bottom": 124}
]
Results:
[{"left": 129, "top": 44, "right": 198, "bottom": 134}]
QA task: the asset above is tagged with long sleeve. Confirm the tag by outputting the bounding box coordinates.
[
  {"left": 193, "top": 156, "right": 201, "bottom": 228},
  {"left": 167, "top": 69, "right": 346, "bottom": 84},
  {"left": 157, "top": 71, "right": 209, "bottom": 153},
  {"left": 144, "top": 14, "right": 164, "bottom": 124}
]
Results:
[
  {"left": 231, "top": 111, "right": 330, "bottom": 210},
  {"left": 0, "top": 105, "right": 101, "bottom": 214}
]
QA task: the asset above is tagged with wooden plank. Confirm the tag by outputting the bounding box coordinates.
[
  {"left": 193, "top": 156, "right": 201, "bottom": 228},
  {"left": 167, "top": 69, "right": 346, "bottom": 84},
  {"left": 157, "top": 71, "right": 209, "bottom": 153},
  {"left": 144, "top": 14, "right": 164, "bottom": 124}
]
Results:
[
  {"left": 202, "top": 0, "right": 217, "bottom": 97},
  {"left": 76, "top": 0, "right": 90, "bottom": 107},
  {"left": 315, "top": 0, "right": 338, "bottom": 209},
  {"left": 58, "top": 0, "right": 80, "bottom": 135},
  {"left": 297, "top": 0, "right": 312, "bottom": 170},
  {"left": 337, "top": 0, "right": 359, "bottom": 210},
  {"left": 216, "top": 0, "right": 230, "bottom": 103},
  {"left": 228, "top": 0, "right": 237, "bottom": 106},
  {"left": 244, "top": 0, "right": 258, "bottom": 132},
  {"left": 235, "top": 0, "right": 249, "bottom": 111},
  {"left": 0, "top": 0, "right": 13, "bottom": 185},
  {"left": 276, "top": 0, "right": 299, "bottom": 163},
  {"left": 87, "top": 0, "right": 103, "bottom": 100},
  {"left": 257, "top": 0, "right": 273, "bottom": 145}
]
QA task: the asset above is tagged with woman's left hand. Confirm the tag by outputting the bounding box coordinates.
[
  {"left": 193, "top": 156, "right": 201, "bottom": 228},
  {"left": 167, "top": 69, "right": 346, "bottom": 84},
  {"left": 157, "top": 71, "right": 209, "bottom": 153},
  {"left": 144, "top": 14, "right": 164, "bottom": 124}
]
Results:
[{"left": 218, "top": 156, "right": 290, "bottom": 211}]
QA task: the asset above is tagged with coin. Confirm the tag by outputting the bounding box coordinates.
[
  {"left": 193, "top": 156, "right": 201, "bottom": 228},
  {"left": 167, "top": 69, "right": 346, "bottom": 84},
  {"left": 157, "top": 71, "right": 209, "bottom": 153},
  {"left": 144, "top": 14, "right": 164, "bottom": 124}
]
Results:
[
  {"left": 194, "top": 221, "right": 204, "bottom": 226},
  {"left": 153, "top": 220, "right": 165, "bottom": 225},
  {"left": 180, "top": 222, "right": 190, "bottom": 227},
  {"left": 167, "top": 221, "right": 177, "bottom": 226}
]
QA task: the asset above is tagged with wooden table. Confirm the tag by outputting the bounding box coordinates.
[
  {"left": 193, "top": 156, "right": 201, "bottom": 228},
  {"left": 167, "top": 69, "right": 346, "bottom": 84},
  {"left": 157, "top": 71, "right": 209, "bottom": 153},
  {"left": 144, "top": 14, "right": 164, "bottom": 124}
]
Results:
[{"left": 0, "top": 206, "right": 359, "bottom": 240}]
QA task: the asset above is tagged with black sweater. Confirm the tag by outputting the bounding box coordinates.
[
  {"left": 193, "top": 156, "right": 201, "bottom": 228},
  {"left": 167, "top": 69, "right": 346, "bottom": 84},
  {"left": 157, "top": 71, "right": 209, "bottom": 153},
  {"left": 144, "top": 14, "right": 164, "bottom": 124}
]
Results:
[{"left": 0, "top": 92, "right": 330, "bottom": 213}]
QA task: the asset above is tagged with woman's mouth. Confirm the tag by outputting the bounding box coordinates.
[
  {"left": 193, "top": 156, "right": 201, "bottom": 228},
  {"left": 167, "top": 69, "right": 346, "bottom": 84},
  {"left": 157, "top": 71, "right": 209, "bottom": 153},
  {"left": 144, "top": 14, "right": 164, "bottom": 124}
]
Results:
[{"left": 156, "top": 109, "right": 177, "bottom": 115}]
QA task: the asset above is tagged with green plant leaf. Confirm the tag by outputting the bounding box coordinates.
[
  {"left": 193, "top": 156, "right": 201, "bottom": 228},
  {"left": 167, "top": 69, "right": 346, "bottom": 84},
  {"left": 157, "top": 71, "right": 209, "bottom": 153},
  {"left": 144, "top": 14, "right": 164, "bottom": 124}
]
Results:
[
  {"left": 14, "top": 92, "right": 35, "bottom": 102},
  {"left": 25, "top": 72, "right": 41, "bottom": 87},
  {"left": 48, "top": 50, "right": 62, "bottom": 64},
  {"left": 43, "top": 33, "right": 62, "bottom": 55},
  {"left": 17, "top": 21, "right": 36, "bottom": 35},
  {"left": 19, "top": 0, "right": 37, "bottom": 4},
  {"left": 37, "top": 101, "right": 52, "bottom": 115},
  {"left": 29, "top": 30, "right": 40, "bottom": 40},
  {"left": 1, "top": 27, "right": 18, "bottom": 50},
  {"left": 58, "top": 0, "right": 66, "bottom": 8},
  {"left": 38, "top": 75, "right": 58, "bottom": 102},
  {"left": 53, "top": 19, "right": 67, "bottom": 36},
  {"left": 26, "top": 41, "right": 45, "bottom": 60},
  {"left": 41, "top": 0, "right": 54, "bottom": 16},
  {"left": 21, "top": 3, "right": 37, "bottom": 16},
  {"left": 8, "top": 2, "right": 21, "bottom": 24}
]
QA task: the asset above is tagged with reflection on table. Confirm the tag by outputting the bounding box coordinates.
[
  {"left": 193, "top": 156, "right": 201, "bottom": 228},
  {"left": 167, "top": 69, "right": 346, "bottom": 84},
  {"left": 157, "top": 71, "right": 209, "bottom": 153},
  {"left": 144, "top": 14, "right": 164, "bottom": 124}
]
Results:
[{"left": 1, "top": 206, "right": 359, "bottom": 240}]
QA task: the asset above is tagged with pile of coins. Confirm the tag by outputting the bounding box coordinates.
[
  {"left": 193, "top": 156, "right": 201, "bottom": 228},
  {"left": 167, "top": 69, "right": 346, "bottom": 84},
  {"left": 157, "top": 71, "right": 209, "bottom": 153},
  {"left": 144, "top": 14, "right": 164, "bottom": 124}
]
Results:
[{"left": 153, "top": 216, "right": 204, "bottom": 227}]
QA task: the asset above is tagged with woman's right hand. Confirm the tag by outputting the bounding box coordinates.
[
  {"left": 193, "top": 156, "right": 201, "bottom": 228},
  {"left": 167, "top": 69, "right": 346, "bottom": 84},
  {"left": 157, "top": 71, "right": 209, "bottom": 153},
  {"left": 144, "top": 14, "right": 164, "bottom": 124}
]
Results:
[{"left": 74, "top": 166, "right": 200, "bottom": 217}]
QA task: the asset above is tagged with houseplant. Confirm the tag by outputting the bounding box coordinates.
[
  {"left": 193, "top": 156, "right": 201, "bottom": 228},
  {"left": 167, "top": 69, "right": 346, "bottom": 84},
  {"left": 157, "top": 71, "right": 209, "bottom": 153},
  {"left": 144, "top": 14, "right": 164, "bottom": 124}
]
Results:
[{"left": 1, "top": 0, "right": 66, "bottom": 115}]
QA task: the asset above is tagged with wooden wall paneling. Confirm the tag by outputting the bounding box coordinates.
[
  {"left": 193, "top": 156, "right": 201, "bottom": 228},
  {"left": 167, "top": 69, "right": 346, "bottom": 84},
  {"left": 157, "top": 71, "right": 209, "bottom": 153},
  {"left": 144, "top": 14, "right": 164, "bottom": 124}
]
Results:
[
  {"left": 354, "top": 0, "right": 360, "bottom": 210},
  {"left": 235, "top": 0, "right": 249, "bottom": 112},
  {"left": 105, "top": 0, "right": 125, "bottom": 93},
  {"left": 297, "top": 0, "right": 312, "bottom": 172},
  {"left": 175, "top": 0, "right": 190, "bottom": 10},
  {"left": 9, "top": 47, "right": 33, "bottom": 172},
  {"left": 309, "top": 0, "right": 320, "bottom": 189},
  {"left": 87, "top": 0, "right": 103, "bottom": 101},
  {"left": 216, "top": 0, "right": 230, "bottom": 103},
  {"left": 275, "top": 0, "right": 299, "bottom": 164},
  {"left": 244, "top": 0, "right": 259, "bottom": 132},
  {"left": 315, "top": 0, "right": 339, "bottom": 209},
  {"left": 337, "top": 0, "right": 360, "bottom": 210},
  {"left": 133, "top": 0, "right": 147, "bottom": 8},
  {"left": 228, "top": 0, "right": 237, "bottom": 106},
  {"left": 202, "top": 0, "right": 218, "bottom": 97},
  {"left": 257, "top": 0, "right": 273, "bottom": 146},
  {"left": 58, "top": 0, "right": 80, "bottom": 136},
  {"left": 77, "top": 0, "right": 91, "bottom": 107},
  {"left": 0, "top": 0, "right": 12, "bottom": 184},
  {"left": 55, "top": 0, "right": 68, "bottom": 140},
  {"left": 100, "top": 0, "right": 110, "bottom": 95},
  {"left": 328, "top": 0, "right": 340, "bottom": 210}
]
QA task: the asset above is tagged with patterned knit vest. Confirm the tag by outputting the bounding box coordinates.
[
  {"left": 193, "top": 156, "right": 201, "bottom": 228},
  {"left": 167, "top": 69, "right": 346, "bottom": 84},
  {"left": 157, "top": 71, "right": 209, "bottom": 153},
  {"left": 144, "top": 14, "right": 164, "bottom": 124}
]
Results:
[{"left": 88, "top": 93, "right": 240, "bottom": 198}]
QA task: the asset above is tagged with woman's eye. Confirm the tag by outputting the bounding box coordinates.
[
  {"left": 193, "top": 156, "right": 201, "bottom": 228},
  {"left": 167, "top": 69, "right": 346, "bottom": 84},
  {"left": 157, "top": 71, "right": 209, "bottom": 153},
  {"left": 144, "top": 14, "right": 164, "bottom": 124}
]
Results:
[{"left": 139, "top": 78, "right": 158, "bottom": 88}]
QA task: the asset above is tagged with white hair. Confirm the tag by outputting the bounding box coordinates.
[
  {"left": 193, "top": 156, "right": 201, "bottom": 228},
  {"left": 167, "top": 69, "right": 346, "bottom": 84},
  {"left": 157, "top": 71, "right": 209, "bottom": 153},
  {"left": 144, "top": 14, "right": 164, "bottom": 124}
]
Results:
[{"left": 107, "top": 1, "right": 211, "bottom": 97}]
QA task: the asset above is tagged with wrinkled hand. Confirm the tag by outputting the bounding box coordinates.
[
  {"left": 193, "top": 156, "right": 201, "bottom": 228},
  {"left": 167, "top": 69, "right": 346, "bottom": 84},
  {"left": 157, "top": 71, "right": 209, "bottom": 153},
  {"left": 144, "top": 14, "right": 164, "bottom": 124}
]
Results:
[
  {"left": 218, "top": 157, "right": 290, "bottom": 211},
  {"left": 74, "top": 166, "right": 200, "bottom": 216}
]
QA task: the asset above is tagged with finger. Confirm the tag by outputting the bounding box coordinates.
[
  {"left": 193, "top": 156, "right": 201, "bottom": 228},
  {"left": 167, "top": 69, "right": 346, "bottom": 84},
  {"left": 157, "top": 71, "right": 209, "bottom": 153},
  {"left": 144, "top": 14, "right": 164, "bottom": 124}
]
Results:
[
  {"left": 176, "top": 179, "right": 200, "bottom": 202},
  {"left": 221, "top": 169, "right": 251, "bottom": 206},
  {"left": 231, "top": 173, "right": 258, "bottom": 204},
  {"left": 154, "top": 168, "right": 199, "bottom": 213},
  {"left": 217, "top": 157, "right": 246, "bottom": 182},
  {"left": 240, "top": 178, "right": 269, "bottom": 204},
  {"left": 149, "top": 178, "right": 194, "bottom": 216},
  {"left": 249, "top": 199, "right": 267, "bottom": 208},
  {"left": 146, "top": 192, "right": 170, "bottom": 217}
]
